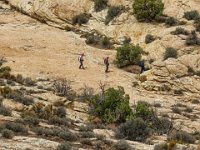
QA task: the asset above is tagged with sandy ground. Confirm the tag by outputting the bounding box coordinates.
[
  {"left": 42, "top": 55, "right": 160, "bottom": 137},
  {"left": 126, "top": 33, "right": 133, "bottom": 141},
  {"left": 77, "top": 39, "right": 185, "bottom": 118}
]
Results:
[{"left": 0, "top": 10, "right": 138, "bottom": 100}]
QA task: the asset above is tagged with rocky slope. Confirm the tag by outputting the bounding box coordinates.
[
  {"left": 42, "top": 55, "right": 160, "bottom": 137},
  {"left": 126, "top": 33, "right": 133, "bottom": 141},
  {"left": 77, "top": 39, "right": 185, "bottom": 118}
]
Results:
[{"left": 0, "top": 0, "right": 200, "bottom": 149}]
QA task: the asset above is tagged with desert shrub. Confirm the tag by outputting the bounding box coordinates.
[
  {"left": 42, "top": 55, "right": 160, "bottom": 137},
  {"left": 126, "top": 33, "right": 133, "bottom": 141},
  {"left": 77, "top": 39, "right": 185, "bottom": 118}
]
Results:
[
  {"left": 59, "top": 131, "right": 78, "bottom": 141},
  {"left": 90, "top": 86, "right": 133, "bottom": 123},
  {"left": 53, "top": 79, "right": 76, "bottom": 101},
  {"left": 173, "top": 89, "right": 184, "bottom": 95},
  {"left": 79, "top": 124, "right": 93, "bottom": 132},
  {"left": 115, "top": 43, "right": 142, "bottom": 68},
  {"left": 85, "top": 35, "right": 99, "bottom": 45},
  {"left": 4, "top": 122, "right": 28, "bottom": 134},
  {"left": 0, "top": 105, "right": 12, "bottom": 116},
  {"left": 145, "top": 34, "right": 156, "bottom": 44},
  {"left": 184, "top": 10, "right": 199, "bottom": 20},
  {"left": 1, "top": 129, "right": 14, "bottom": 139},
  {"left": 93, "top": 0, "right": 108, "bottom": 12},
  {"left": 31, "top": 103, "right": 54, "bottom": 119},
  {"left": 134, "top": 101, "right": 153, "bottom": 121},
  {"left": 164, "top": 47, "right": 178, "bottom": 60},
  {"left": 171, "top": 27, "right": 189, "bottom": 35},
  {"left": 80, "top": 138, "right": 92, "bottom": 145},
  {"left": 173, "top": 103, "right": 186, "bottom": 108},
  {"left": 154, "top": 103, "right": 161, "bottom": 107},
  {"left": 100, "top": 36, "right": 112, "bottom": 49},
  {"left": 105, "top": 6, "right": 124, "bottom": 25},
  {"left": 78, "top": 85, "right": 95, "bottom": 102},
  {"left": 55, "top": 107, "right": 66, "bottom": 118},
  {"left": 132, "top": 0, "right": 164, "bottom": 21},
  {"left": 112, "top": 140, "right": 132, "bottom": 150},
  {"left": 168, "top": 130, "right": 195, "bottom": 144},
  {"left": 196, "top": 22, "right": 200, "bottom": 32},
  {"left": 0, "top": 79, "right": 6, "bottom": 86},
  {"left": 57, "top": 143, "right": 72, "bottom": 150},
  {"left": 72, "top": 13, "right": 90, "bottom": 25},
  {"left": 33, "top": 127, "right": 63, "bottom": 137},
  {"left": 80, "top": 131, "right": 95, "bottom": 138},
  {"left": 23, "top": 77, "right": 36, "bottom": 86},
  {"left": 184, "top": 107, "right": 193, "bottom": 113},
  {"left": 23, "top": 116, "right": 39, "bottom": 126},
  {"left": 154, "top": 142, "right": 168, "bottom": 150},
  {"left": 191, "top": 99, "right": 200, "bottom": 104},
  {"left": 53, "top": 101, "right": 65, "bottom": 107},
  {"left": 195, "top": 71, "right": 200, "bottom": 76},
  {"left": 165, "top": 17, "right": 177, "bottom": 26},
  {"left": 116, "top": 118, "right": 150, "bottom": 142},
  {"left": 171, "top": 107, "right": 181, "bottom": 114},
  {"left": 152, "top": 117, "right": 172, "bottom": 134},
  {"left": 186, "top": 31, "right": 200, "bottom": 45},
  {"left": 48, "top": 116, "right": 70, "bottom": 126}
]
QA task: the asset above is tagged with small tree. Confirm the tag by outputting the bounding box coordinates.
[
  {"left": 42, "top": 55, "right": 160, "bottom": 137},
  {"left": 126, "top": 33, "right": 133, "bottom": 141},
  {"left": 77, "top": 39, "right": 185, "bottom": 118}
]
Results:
[
  {"left": 133, "top": 0, "right": 164, "bottom": 21},
  {"left": 115, "top": 43, "right": 142, "bottom": 68}
]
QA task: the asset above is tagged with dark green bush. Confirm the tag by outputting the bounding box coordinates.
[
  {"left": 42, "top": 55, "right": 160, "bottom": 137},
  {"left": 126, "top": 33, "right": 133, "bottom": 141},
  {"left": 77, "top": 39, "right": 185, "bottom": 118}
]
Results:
[
  {"left": 23, "top": 116, "right": 39, "bottom": 126},
  {"left": 184, "top": 10, "right": 199, "bottom": 20},
  {"left": 79, "top": 124, "right": 93, "bottom": 132},
  {"left": 100, "top": 36, "right": 112, "bottom": 49},
  {"left": 1, "top": 129, "right": 14, "bottom": 139},
  {"left": 93, "top": 0, "right": 108, "bottom": 12},
  {"left": 33, "top": 127, "right": 62, "bottom": 137},
  {"left": 4, "top": 122, "right": 28, "bottom": 134},
  {"left": 48, "top": 116, "right": 70, "bottom": 126},
  {"left": 133, "top": 0, "right": 164, "bottom": 21},
  {"left": 80, "top": 131, "right": 95, "bottom": 138},
  {"left": 80, "top": 138, "right": 92, "bottom": 145},
  {"left": 145, "top": 34, "right": 156, "bottom": 44},
  {"left": 0, "top": 105, "right": 12, "bottom": 116},
  {"left": 112, "top": 140, "right": 132, "bottom": 150},
  {"left": 171, "top": 27, "right": 189, "bottom": 35},
  {"left": 72, "top": 13, "right": 90, "bottom": 25},
  {"left": 116, "top": 118, "right": 150, "bottom": 142},
  {"left": 164, "top": 47, "right": 178, "bottom": 60},
  {"left": 115, "top": 43, "right": 142, "bottom": 68},
  {"left": 55, "top": 107, "right": 66, "bottom": 118},
  {"left": 105, "top": 6, "right": 124, "bottom": 25},
  {"left": 186, "top": 31, "right": 200, "bottom": 45},
  {"left": 59, "top": 131, "right": 78, "bottom": 141},
  {"left": 168, "top": 130, "right": 195, "bottom": 144},
  {"left": 91, "top": 86, "right": 133, "bottom": 123},
  {"left": 135, "top": 101, "right": 153, "bottom": 121},
  {"left": 165, "top": 17, "right": 177, "bottom": 26},
  {"left": 85, "top": 35, "right": 99, "bottom": 45},
  {"left": 57, "top": 143, "right": 72, "bottom": 150}
]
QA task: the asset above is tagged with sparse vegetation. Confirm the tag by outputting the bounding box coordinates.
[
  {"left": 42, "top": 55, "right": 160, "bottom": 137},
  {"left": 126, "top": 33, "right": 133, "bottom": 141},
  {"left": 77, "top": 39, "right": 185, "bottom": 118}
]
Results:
[
  {"left": 154, "top": 142, "right": 168, "bottom": 150},
  {"left": 145, "top": 34, "right": 156, "bottom": 44},
  {"left": 184, "top": 10, "right": 199, "bottom": 20},
  {"left": 112, "top": 140, "right": 132, "bottom": 150},
  {"left": 49, "top": 116, "right": 70, "bottom": 126},
  {"left": 1, "top": 129, "right": 14, "bottom": 139},
  {"left": 0, "top": 105, "right": 12, "bottom": 116},
  {"left": 171, "top": 27, "right": 189, "bottom": 35},
  {"left": 164, "top": 47, "right": 178, "bottom": 60},
  {"left": 115, "top": 43, "right": 142, "bottom": 68},
  {"left": 93, "top": 0, "right": 108, "bottom": 12},
  {"left": 186, "top": 31, "right": 200, "bottom": 45},
  {"left": 100, "top": 36, "right": 112, "bottom": 49},
  {"left": 72, "top": 13, "right": 90, "bottom": 25},
  {"left": 172, "top": 107, "right": 182, "bottom": 114},
  {"left": 133, "top": 0, "right": 164, "bottom": 21},
  {"left": 105, "top": 6, "right": 124, "bottom": 25},
  {"left": 57, "top": 143, "right": 72, "bottom": 150},
  {"left": 165, "top": 17, "right": 177, "bottom": 26},
  {"left": 4, "top": 122, "right": 28, "bottom": 134}
]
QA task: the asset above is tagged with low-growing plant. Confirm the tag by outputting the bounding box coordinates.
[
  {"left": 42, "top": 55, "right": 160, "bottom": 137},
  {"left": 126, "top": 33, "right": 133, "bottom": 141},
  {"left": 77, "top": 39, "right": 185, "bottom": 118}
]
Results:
[
  {"left": 23, "top": 116, "right": 40, "bottom": 126},
  {"left": 72, "top": 13, "right": 90, "bottom": 25},
  {"left": 93, "top": 0, "right": 108, "bottom": 12},
  {"left": 186, "top": 31, "right": 200, "bottom": 45},
  {"left": 111, "top": 140, "right": 132, "bottom": 150},
  {"left": 48, "top": 116, "right": 70, "bottom": 126},
  {"left": 78, "top": 85, "right": 95, "bottom": 102},
  {"left": 171, "top": 107, "right": 182, "bottom": 114},
  {"left": 191, "top": 99, "right": 200, "bottom": 104},
  {"left": 80, "top": 131, "right": 96, "bottom": 138},
  {"left": 164, "top": 47, "right": 178, "bottom": 60},
  {"left": 0, "top": 105, "right": 12, "bottom": 116},
  {"left": 1, "top": 129, "right": 14, "bottom": 139},
  {"left": 116, "top": 118, "right": 151, "bottom": 142},
  {"left": 168, "top": 130, "right": 195, "bottom": 144},
  {"left": 4, "top": 122, "right": 28, "bottom": 134},
  {"left": 154, "top": 142, "right": 168, "bottom": 150},
  {"left": 165, "top": 17, "right": 177, "bottom": 26},
  {"left": 105, "top": 6, "right": 124, "bottom": 25},
  {"left": 100, "top": 36, "right": 112, "bottom": 49},
  {"left": 80, "top": 138, "right": 92, "bottom": 145},
  {"left": 57, "top": 143, "right": 72, "bottom": 150},
  {"left": 115, "top": 43, "right": 142, "bottom": 68},
  {"left": 184, "top": 10, "right": 199, "bottom": 20},
  {"left": 59, "top": 131, "right": 78, "bottom": 141},
  {"left": 145, "top": 34, "right": 156, "bottom": 44},
  {"left": 184, "top": 107, "right": 193, "bottom": 113},
  {"left": 171, "top": 27, "right": 189, "bottom": 35},
  {"left": 55, "top": 107, "right": 66, "bottom": 118}
]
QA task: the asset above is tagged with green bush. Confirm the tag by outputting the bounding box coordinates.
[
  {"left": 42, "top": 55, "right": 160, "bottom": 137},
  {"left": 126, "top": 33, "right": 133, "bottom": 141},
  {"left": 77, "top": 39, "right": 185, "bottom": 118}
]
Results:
[
  {"left": 93, "top": 0, "right": 108, "bottom": 12},
  {"left": 0, "top": 105, "right": 12, "bottom": 116},
  {"left": 164, "top": 47, "right": 178, "bottom": 60},
  {"left": 23, "top": 116, "right": 39, "bottom": 126},
  {"left": 80, "top": 138, "right": 92, "bottom": 145},
  {"left": 168, "top": 130, "right": 195, "bottom": 144},
  {"left": 105, "top": 6, "right": 124, "bottom": 25},
  {"left": 165, "top": 17, "right": 177, "bottom": 26},
  {"left": 4, "top": 122, "right": 28, "bottom": 134},
  {"left": 145, "top": 34, "right": 156, "bottom": 44},
  {"left": 171, "top": 27, "right": 189, "bottom": 35},
  {"left": 112, "top": 140, "right": 132, "bottom": 150},
  {"left": 80, "top": 131, "right": 95, "bottom": 138},
  {"left": 135, "top": 101, "right": 153, "bottom": 121},
  {"left": 55, "top": 107, "right": 66, "bottom": 118},
  {"left": 48, "top": 116, "right": 70, "bottom": 126},
  {"left": 91, "top": 86, "right": 133, "bottom": 123},
  {"left": 100, "top": 36, "right": 112, "bottom": 49},
  {"left": 1, "top": 129, "right": 14, "bottom": 139},
  {"left": 57, "top": 143, "right": 72, "bottom": 150},
  {"left": 133, "top": 0, "right": 164, "bottom": 21},
  {"left": 116, "top": 118, "right": 150, "bottom": 142},
  {"left": 59, "top": 131, "right": 78, "bottom": 141},
  {"left": 186, "top": 31, "right": 200, "bottom": 45},
  {"left": 184, "top": 10, "right": 199, "bottom": 20},
  {"left": 115, "top": 43, "right": 142, "bottom": 68},
  {"left": 72, "top": 13, "right": 90, "bottom": 25}
]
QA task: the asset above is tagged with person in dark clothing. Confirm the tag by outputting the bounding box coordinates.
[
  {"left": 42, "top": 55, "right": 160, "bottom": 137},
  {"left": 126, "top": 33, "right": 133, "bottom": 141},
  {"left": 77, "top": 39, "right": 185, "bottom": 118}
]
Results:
[
  {"left": 139, "top": 60, "right": 145, "bottom": 73},
  {"left": 104, "top": 57, "right": 109, "bottom": 73},
  {"left": 78, "top": 53, "right": 85, "bottom": 69}
]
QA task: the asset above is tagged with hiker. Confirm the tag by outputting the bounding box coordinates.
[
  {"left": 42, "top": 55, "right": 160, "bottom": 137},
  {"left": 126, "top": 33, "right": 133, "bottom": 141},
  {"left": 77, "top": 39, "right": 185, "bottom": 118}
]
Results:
[
  {"left": 139, "top": 60, "right": 145, "bottom": 74},
  {"left": 104, "top": 57, "right": 109, "bottom": 73},
  {"left": 78, "top": 53, "right": 85, "bottom": 69}
]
